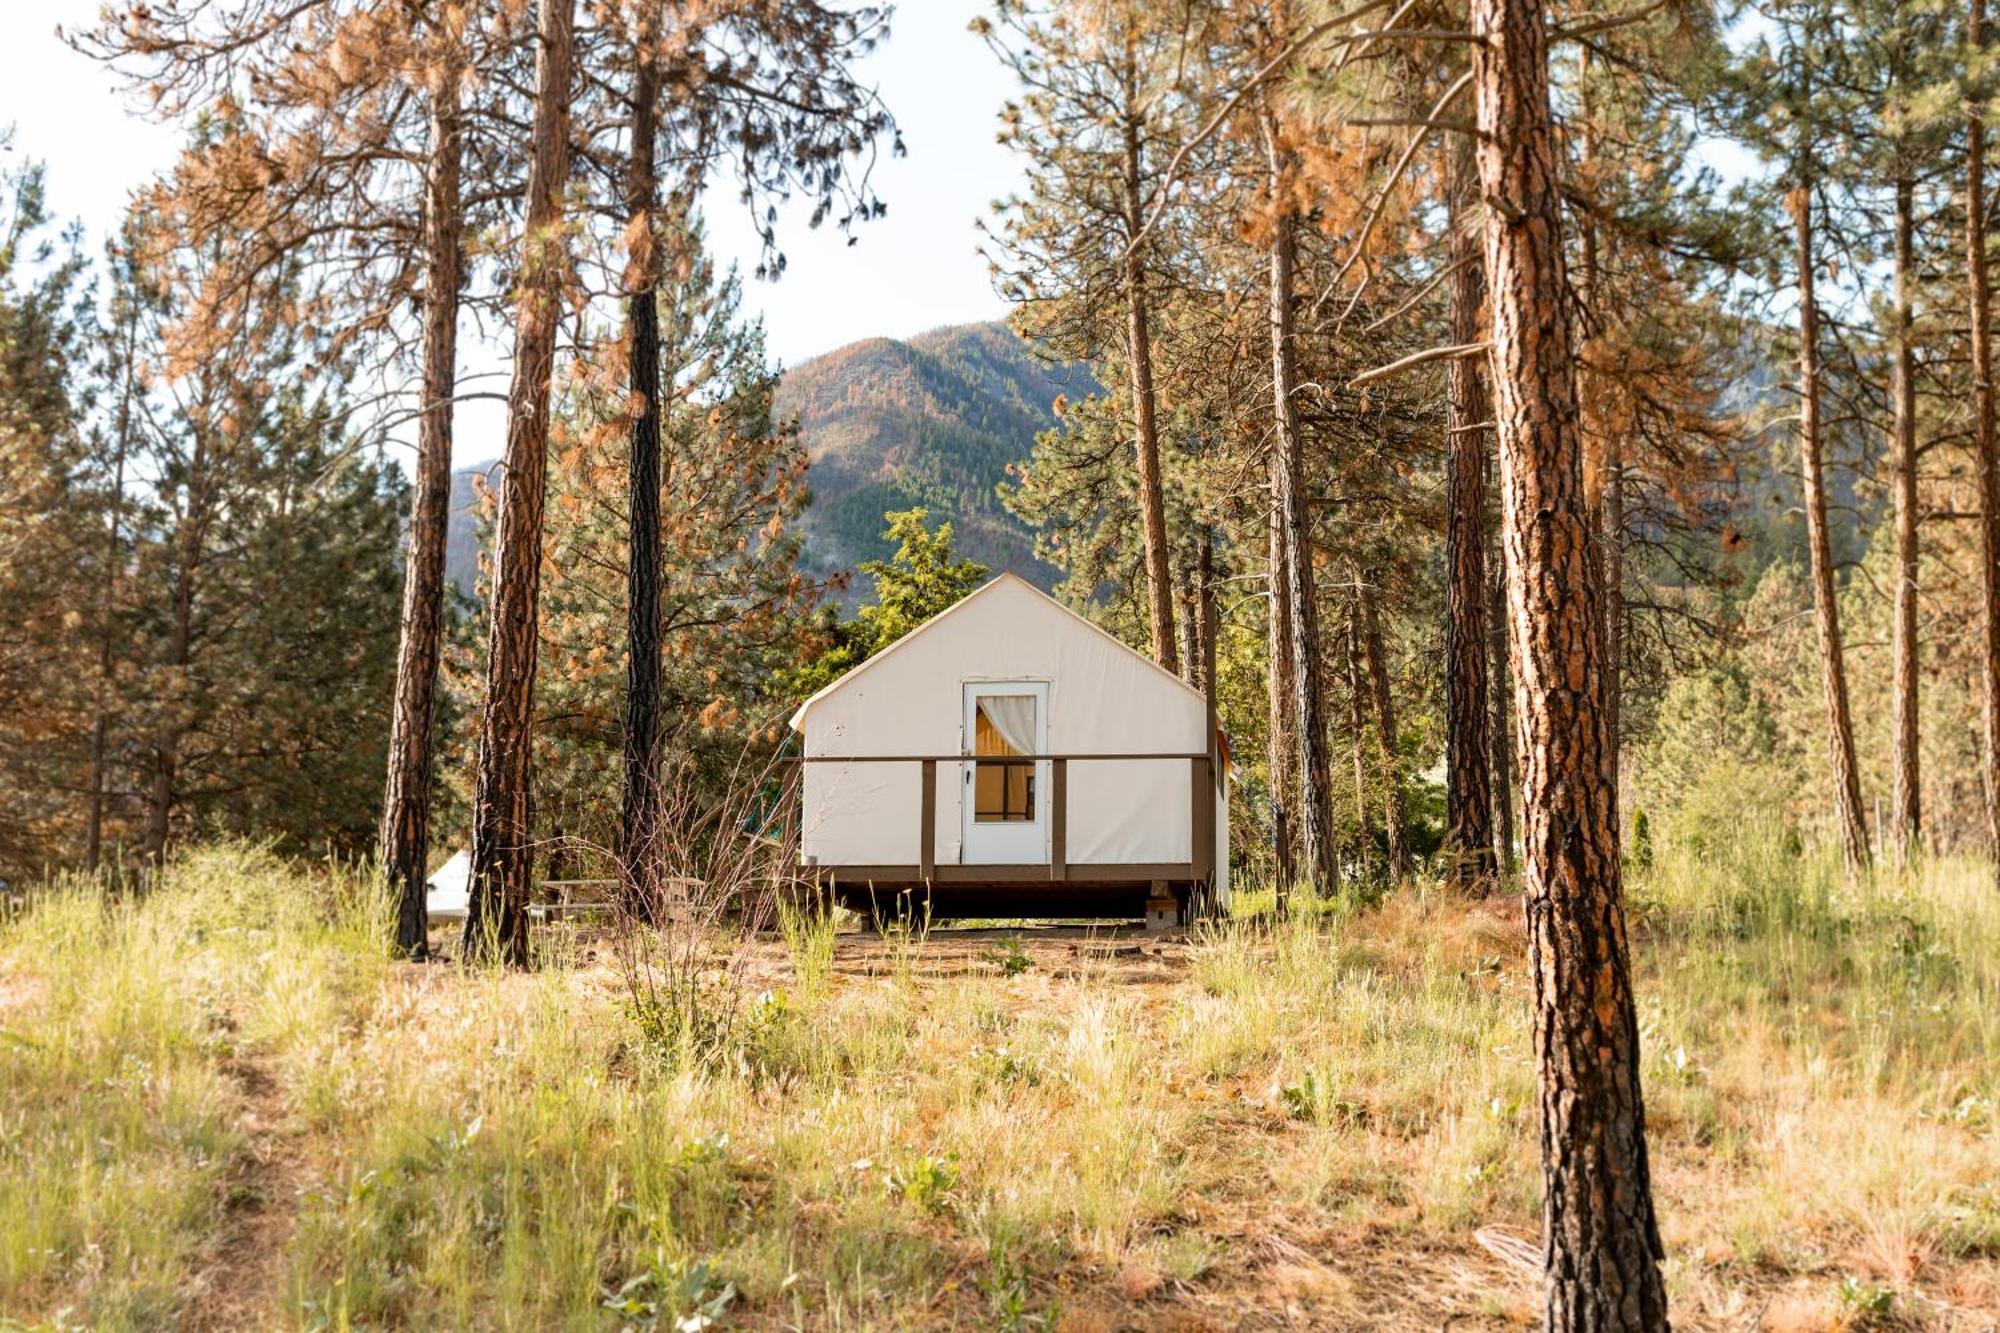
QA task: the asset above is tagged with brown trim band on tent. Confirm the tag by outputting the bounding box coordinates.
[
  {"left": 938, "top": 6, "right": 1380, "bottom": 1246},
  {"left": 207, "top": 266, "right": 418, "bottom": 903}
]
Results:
[
  {"left": 804, "top": 864, "right": 1200, "bottom": 885},
  {"left": 790, "top": 752, "right": 1211, "bottom": 763}
]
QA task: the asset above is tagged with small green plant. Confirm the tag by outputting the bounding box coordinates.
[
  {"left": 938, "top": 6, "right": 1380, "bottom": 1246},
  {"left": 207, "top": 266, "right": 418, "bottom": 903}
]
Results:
[
  {"left": 983, "top": 934, "right": 1033, "bottom": 977},
  {"left": 981, "top": 1247, "right": 1058, "bottom": 1331},
  {"left": 1276, "top": 1071, "right": 1364, "bottom": 1126},
  {"left": 1836, "top": 1275, "right": 1895, "bottom": 1326},
  {"left": 676, "top": 1133, "right": 730, "bottom": 1171},
  {"left": 1278, "top": 1074, "right": 1318, "bottom": 1121},
  {"left": 885, "top": 1153, "right": 960, "bottom": 1214},
  {"left": 1631, "top": 808, "right": 1654, "bottom": 869},
  {"left": 974, "top": 1043, "right": 1041, "bottom": 1088},
  {"left": 628, "top": 983, "right": 793, "bottom": 1078},
  {"left": 602, "top": 1252, "right": 737, "bottom": 1329}
]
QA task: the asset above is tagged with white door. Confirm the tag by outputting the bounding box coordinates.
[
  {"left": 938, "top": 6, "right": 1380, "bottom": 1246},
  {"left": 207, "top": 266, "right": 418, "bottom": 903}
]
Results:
[{"left": 961, "top": 682, "right": 1049, "bottom": 864}]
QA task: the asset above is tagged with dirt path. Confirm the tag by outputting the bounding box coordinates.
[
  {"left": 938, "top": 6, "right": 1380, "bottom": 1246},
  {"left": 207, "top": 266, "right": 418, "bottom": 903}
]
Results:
[{"left": 181, "top": 1019, "right": 308, "bottom": 1331}]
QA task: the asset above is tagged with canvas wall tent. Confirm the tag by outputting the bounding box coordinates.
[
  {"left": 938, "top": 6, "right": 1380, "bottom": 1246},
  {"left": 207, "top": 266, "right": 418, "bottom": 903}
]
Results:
[{"left": 789, "top": 573, "right": 1229, "bottom": 921}]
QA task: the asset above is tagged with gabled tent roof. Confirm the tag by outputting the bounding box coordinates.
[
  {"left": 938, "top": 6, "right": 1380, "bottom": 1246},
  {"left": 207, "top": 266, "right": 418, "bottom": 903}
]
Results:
[{"left": 788, "top": 571, "right": 1208, "bottom": 731}]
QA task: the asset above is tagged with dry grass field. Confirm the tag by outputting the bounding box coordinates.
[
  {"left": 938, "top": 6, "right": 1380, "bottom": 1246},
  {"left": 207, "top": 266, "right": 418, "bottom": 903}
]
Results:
[{"left": 1, "top": 837, "right": 1997, "bottom": 1331}]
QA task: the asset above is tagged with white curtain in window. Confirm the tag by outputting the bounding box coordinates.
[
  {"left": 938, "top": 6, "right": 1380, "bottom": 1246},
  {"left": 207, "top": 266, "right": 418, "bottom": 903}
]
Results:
[{"left": 978, "top": 695, "right": 1038, "bottom": 756}]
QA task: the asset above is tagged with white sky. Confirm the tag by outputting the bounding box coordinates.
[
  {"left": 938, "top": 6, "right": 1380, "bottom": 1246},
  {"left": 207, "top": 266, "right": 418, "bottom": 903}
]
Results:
[{"left": 0, "top": 0, "right": 1020, "bottom": 468}]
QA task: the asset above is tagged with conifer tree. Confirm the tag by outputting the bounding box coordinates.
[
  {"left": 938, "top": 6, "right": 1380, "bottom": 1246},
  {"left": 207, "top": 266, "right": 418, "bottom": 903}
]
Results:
[
  {"left": 78, "top": 0, "right": 519, "bottom": 940},
  {"left": 464, "top": 0, "right": 577, "bottom": 965},
  {"left": 382, "top": 7, "right": 474, "bottom": 956},
  {"left": 536, "top": 218, "right": 815, "bottom": 851},
  {"left": 0, "top": 152, "right": 97, "bottom": 879},
  {"left": 1791, "top": 19, "right": 1874, "bottom": 875},
  {"left": 1468, "top": 0, "right": 1669, "bottom": 1315},
  {"left": 1443, "top": 132, "right": 1495, "bottom": 889},
  {"left": 1717, "top": 2, "right": 1872, "bottom": 873},
  {"left": 599, "top": 0, "right": 894, "bottom": 919},
  {"left": 980, "top": 0, "right": 1194, "bottom": 674},
  {"left": 1966, "top": 0, "right": 2000, "bottom": 881},
  {"left": 119, "top": 151, "right": 402, "bottom": 863}
]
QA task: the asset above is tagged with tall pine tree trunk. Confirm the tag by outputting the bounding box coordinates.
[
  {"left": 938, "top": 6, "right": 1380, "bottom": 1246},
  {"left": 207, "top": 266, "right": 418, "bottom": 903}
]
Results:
[
  {"left": 1969, "top": 0, "right": 2000, "bottom": 879},
  {"left": 620, "top": 13, "right": 666, "bottom": 922},
  {"left": 1793, "top": 162, "right": 1872, "bottom": 875},
  {"left": 1265, "top": 118, "right": 1336, "bottom": 897},
  {"left": 85, "top": 301, "right": 137, "bottom": 873},
  {"left": 1487, "top": 545, "right": 1518, "bottom": 874},
  {"left": 147, "top": 478, "right": 203, "bottom": 865},
  {"left": 380, "top": 33, "right": 465, "bottom": 956},
  {"left": 1119, "top": 90, "right": 1177, "bottom": 674},
  {"left": 1267, "top": 469, "right": 1297, "bottom": 906},
  {"left": 465, "top": 0, "right": 575, "bottom": 965},
  {"left": 1356, "top": 564, "right": 1408, "bottom": 880},
  {"left": 1342, "top": 606, "right": 1372, "bottom": 883},
  {"left": 1444, "top": 139, "right": 1495, "bottom": 888},
  {"left": 1889, "top": 176, "right": 1921, "bottom": 858},
  {"left": 1579, "top": 54, "right": 1623, "bottom": 783},
  {"left": 1470, "top": 0, "right": 1669, "bottom": 1317},
  {"left": 1177, "top": 554, "right": 1202, "bottom": 686}
]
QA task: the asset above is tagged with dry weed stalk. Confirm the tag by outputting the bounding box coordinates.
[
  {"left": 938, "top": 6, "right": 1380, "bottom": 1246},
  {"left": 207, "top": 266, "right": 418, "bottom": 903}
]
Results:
[{"left": 608, "top": 728, "right": 809, "bottom": 1068}]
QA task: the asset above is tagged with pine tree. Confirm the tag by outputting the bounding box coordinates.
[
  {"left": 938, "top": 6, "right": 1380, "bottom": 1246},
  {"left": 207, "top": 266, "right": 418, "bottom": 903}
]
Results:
[
  {"left": 1966, "top": 0, "right": 2000, "bottom": 882},
  {"left": 980, "top": 0, "right": 1195, "bottom": 674},
  {"left": 382, "top": 7, "right": 474, "bottom": 956},
  {"left": 536, "top": 220, "right": 816, "bottom": 854},
  {"left": 1259, "top": 79, "right": 1339, "bottom": 899},
  {"left": 1443, "top": 133, "right": 1495, "bottom": 889},
  {"left": 81, "top": 233, "right": 150, "bottom": 875},
  {"left": 464, "top": 0, "right": 577, "bottom": 965},
  {"left": 1714, "top": 1, "right": 1873, "bottom": 873},
  {"left": 787, "top": 509, "right": 991, "bottom": 700},
  {"left": 0, "top": 151, "right": 97, "bottom": 880},
  {"left": 603, "top": 0, "right": 895, "bottom": 919},
  {"left": 78, "top": 0, "right": 521, "bottom": 935},
  {"left": 113, "top": 164, "right": 402, "bottom": 864},
  {"left": 1468, "top": 0, "right": 1669, "bottom": 1316}
]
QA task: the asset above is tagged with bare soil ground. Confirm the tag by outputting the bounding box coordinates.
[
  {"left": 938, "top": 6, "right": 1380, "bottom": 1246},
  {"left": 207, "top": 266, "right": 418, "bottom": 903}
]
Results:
[{"left": 180, "top": 1012, "right": 308, "bottom": 1333}]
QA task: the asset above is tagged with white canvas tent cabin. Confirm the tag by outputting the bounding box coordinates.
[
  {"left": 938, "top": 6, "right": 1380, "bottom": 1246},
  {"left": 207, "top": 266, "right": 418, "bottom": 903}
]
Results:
[{"left": 789, "top": 573, "right": 1230, "bottom": 923}]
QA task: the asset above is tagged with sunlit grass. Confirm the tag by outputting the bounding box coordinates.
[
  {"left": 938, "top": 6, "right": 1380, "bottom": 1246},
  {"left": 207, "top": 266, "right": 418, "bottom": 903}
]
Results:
[{"left": 1, "top": 834, "right": 1995, "bottom": 1326}]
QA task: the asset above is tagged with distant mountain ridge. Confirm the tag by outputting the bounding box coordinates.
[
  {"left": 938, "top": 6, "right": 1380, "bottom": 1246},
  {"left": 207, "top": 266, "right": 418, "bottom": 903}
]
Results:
[
  {"left": 775, "top": 320, "right": 1092, "bottom": 589},
  {"left": 444, "top": 320, "right": 1089, "bottom": 599},
  {"left": 445, "top": 461, "right": 500, "bottom": 596}
]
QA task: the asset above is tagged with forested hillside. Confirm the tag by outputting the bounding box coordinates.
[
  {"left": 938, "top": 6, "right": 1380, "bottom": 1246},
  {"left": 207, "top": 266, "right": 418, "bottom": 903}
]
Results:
[
  {"left": 443, "top": 324, "right": 1084, "bottom": 597},
  {"left": 444, "top": 462, "right": 499, "bottom": 595},
  {"left": 773, "top": 321, "right": 1090, "bottom": 586}
]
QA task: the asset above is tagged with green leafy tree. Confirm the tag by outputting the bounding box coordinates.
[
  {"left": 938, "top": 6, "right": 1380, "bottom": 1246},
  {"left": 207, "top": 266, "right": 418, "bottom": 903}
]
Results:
[{"left": 787, "top": 509, "right": 989, "bottom": 699}]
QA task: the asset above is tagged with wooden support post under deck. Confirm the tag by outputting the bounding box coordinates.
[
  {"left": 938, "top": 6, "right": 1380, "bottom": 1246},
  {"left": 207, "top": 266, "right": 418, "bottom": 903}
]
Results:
[
  {"left": 920, "top": 759, "right": 936, "bottom": 882},
  {"left": 1192, "top": 755, "right": 1214, "bottom": 887},
  {"left": 1050, "top": 757, "right": 1067, "bottom": 881}
]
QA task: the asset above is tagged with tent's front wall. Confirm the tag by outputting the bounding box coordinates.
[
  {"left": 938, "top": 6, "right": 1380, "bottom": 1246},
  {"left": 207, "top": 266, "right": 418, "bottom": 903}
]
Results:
[{"left": 797, "top": 578, "right": 1208, "bottom": 872}]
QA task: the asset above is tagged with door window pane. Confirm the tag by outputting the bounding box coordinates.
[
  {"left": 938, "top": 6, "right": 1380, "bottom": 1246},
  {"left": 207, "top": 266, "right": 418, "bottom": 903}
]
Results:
[{"left": 973, "top": 698, "right": 1035, "bottom": 823}]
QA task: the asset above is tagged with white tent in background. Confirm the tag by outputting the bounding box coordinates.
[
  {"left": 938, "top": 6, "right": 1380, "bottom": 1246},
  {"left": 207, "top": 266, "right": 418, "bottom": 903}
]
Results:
[
  {"left": 425, "top": 849, "right": 472, "bottom": 923},
  {"left": 789, "top": 573, "right": 1229, "bottom": 924}
]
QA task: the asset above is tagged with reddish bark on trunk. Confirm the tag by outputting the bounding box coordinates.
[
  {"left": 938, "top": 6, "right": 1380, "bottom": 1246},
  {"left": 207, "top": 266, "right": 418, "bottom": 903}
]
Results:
[
  {"left": 1444, "top": 139, "right": 1495, "bottom": 889},
  {"left": 464, "top": 0, "right": 575, "bottom": 965},
  {"left": 381, "top": 32, "right": 465, "bottom": 957},
  {"left": 1470, "top": 0, "right": 1670, "bottom": 1317},
  {"left": 1889, "top": 177, "right": 1921, "bottom": 857}
]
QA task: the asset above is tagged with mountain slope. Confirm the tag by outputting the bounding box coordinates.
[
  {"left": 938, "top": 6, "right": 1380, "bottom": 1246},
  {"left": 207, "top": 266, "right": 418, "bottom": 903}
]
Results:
[
  {"left": 444, "top": 321, "right": 1089, "bottom": 599},
  {"left": 775, "top": 320, "right": 1093, "bottom": 586},
  {"left": 445, "top": 461, "right": 501, "bottom": 595}
]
